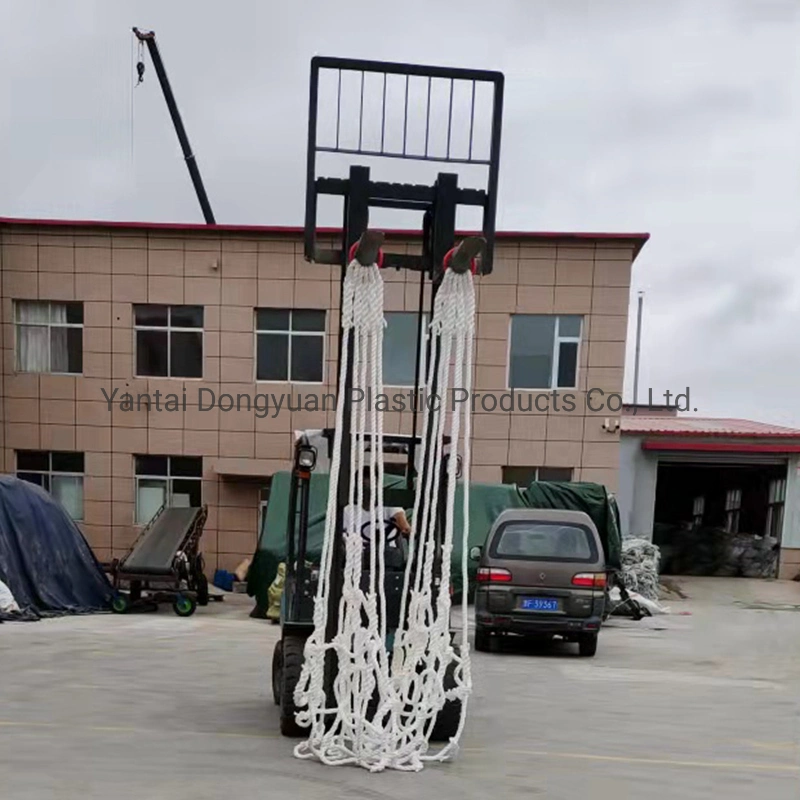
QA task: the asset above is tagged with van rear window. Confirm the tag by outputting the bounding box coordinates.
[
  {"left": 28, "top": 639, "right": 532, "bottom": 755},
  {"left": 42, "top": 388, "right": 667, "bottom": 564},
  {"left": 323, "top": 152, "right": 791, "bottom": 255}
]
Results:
[{"left": 491, "top": 522, "right": 597, "bottom": 562}]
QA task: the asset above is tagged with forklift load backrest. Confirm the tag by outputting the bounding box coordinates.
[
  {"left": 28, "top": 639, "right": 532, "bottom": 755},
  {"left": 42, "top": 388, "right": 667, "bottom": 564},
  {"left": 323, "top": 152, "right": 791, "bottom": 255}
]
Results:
[{"left": 294, "top": 429, "right": 453, "bottom": 479}]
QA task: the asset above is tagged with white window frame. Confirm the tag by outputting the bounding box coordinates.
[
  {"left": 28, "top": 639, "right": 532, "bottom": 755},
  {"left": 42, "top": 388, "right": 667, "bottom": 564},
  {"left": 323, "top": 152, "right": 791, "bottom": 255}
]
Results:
[
  {"left": 382, "top": 311, "right": 429, "bottom": 389},
  {"left": 133, "top": 305, "right": 205, "bottom": 379},
  {"left": 507, "top": 315, "right": 582, "bottom": 391},
  {"left": 766, "top": 478, "right": 786, "bottom": 538},
  {"left": 16, "top": 450, "right": 85, "bottom": 521},
  {"left": 14, "top": 300, "right": 83, "bottom": 375},
  {"left": 724, "top": 488, "right": 742, "bottom": 533},
  {"left": 692, "top": 495, "right": 705, "bottom": 526},
  {"left": 134, "top": 456, "right": 203, "bottom": 524},
  {"left": 255, "top": 309, "right": 327, "bottom": 385}
]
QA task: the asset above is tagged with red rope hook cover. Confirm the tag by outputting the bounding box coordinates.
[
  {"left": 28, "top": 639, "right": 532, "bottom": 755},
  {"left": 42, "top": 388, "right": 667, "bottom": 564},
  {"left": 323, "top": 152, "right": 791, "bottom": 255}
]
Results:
[
  {"left": 442, "top": 246, "right": 478, "bottom": 275},
  {"left": 348, "top": 241, "right": 385, "bottom": 268}
]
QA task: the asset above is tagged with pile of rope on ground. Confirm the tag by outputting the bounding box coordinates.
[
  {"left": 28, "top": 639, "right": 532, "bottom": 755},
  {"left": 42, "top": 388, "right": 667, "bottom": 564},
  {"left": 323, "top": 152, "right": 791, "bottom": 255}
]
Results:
[{"left": 620, "top": 537, "right": 661, "bottom": 602}]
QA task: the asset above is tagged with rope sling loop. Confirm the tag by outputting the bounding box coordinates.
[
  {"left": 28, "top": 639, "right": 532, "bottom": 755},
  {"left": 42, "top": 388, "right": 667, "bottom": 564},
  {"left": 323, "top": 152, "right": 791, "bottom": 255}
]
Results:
[{"left": 293, "top": 255, "right": 476, "bottom": 772}]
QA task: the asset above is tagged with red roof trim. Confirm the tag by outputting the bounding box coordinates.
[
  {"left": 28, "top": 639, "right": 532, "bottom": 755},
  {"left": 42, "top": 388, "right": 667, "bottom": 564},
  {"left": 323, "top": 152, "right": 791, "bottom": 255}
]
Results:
[
  {"left": 641, "top": 441, "right": 800, "bottom": 453},
  {"left": 0, "top": 216, "right": 650, "bottom": 257},
  {"left": 625, "top": 428, "right": 800, "bottom": 439}
]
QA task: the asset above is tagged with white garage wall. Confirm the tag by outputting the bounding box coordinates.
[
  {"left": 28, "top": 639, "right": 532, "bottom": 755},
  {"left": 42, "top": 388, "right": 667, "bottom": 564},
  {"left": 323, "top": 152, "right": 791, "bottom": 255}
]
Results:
[
  {"left": 781, "top": 454, "right": 800, "bottom": 549},
  {"left": 618, "top": 435, "right": 658, "bottom": 539}
]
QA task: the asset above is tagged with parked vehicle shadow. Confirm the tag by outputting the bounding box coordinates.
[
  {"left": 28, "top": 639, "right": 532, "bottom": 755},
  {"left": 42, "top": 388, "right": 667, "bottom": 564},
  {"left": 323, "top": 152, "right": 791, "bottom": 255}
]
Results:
[{"left": 482, "top": 633, "right": 589, "bottom": 659}]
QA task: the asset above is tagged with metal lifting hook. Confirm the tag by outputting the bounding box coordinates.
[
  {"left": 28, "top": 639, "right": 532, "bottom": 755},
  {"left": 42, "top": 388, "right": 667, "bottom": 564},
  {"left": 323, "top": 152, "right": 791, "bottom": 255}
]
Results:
[{"left": 135, "top": 37, "right": 145, "bottom": 86}]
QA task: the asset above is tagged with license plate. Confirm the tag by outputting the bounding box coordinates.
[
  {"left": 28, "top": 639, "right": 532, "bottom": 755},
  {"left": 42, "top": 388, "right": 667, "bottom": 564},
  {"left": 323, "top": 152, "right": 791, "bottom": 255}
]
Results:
[{"left": 520, "top": 597, "right": 559, "bottom": 612}]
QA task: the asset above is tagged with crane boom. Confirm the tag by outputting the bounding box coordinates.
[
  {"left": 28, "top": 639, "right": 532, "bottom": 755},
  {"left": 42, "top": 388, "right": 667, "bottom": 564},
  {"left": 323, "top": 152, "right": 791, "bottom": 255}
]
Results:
[{"left": 133, "top": 27, "right": 216, "bottom": 225}]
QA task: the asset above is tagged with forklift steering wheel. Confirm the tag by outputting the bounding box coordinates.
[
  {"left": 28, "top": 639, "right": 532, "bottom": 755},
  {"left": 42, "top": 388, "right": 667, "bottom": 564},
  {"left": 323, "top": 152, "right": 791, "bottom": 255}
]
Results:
[{"left": 359, "top": 519, "right": 400, "bottom": 547}]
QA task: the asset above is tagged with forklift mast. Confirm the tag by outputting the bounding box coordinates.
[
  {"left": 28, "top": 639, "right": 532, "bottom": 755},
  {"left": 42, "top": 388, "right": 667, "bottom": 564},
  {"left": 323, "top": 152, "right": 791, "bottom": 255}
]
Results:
[
  {"left": 132, "top": 27, "right": 216, "bottom": 225},
  {"left": 301, "top": 56, "right": 504, "bottom": 711}
]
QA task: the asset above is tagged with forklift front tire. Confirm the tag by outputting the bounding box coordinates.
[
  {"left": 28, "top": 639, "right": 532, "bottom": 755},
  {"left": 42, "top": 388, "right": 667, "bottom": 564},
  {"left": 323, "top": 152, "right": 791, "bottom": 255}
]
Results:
[
  {"left": 429, "top": 658, "right": 462, "bottom": 742},
  {"left": 279, "top": 635, "right": 309, "bottom": 737},
  {"left": 271, "top": 640, "right": 282, "bottom": 705}
]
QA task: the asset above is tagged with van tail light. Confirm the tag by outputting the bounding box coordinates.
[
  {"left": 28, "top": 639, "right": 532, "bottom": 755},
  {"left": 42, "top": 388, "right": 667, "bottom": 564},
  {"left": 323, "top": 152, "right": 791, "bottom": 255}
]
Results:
[
  {"left": 477, "top": 567, "right": 512, "bottom": 583},
  {"left": 572, "top": 572, "right": 606, "bottom": 588}
]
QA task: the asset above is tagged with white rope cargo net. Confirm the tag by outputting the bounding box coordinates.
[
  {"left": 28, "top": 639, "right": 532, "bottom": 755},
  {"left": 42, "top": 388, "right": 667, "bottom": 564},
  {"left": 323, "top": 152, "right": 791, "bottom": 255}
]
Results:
[{"left": 293, "top": 252, "right": 476, "bottom": 772}]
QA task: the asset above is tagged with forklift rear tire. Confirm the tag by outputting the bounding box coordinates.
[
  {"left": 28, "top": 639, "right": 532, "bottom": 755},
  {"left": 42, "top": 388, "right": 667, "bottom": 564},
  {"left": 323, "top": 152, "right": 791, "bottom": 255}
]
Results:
[
  {"left": 430, "top": 657, "right": 462, "bottom": 742},
  {"left": 279, "top": 635, "right": 310, "bottom": 737}
]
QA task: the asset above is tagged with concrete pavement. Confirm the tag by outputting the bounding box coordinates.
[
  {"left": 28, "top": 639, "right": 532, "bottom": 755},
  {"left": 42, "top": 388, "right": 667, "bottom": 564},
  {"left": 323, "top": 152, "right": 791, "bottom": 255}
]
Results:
[{"left": 0, "top": 577, "right": 798, "bottom": 799}]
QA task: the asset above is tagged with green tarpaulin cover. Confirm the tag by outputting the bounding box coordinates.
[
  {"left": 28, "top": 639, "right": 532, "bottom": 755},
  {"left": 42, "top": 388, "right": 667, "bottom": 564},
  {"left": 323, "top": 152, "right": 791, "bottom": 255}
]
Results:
[{"left": 247, "top": 472, "right": 621, "bottom": 610}]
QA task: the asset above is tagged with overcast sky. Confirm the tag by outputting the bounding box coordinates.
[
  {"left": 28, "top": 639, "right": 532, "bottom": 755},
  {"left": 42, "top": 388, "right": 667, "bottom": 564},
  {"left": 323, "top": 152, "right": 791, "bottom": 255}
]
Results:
[{"left": 1, "top": 1, "right": 799, "bottom": 425}]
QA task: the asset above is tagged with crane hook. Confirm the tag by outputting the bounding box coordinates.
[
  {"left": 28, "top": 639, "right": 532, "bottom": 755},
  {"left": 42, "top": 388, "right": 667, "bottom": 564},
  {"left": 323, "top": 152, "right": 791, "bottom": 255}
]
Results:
[{"left": 135, "top": 37, "right": 145, "bottom": 86}]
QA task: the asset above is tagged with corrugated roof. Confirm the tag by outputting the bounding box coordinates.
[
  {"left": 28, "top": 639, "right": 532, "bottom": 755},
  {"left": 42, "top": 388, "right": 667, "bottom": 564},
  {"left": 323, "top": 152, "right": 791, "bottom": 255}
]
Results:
[{"left": 621, "top": 416, "right": 800, "bottom": 438}]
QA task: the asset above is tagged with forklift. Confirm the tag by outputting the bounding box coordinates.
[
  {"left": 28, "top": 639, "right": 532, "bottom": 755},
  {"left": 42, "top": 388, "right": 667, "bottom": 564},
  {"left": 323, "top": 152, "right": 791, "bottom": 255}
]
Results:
[{"left": 271, "top": 55, "right": 504, "bottom": 739}]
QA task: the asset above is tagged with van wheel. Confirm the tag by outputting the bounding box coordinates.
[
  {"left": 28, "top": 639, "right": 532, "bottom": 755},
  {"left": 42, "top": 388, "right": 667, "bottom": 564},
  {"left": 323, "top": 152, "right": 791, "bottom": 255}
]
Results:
[
  {"left": 578, "top": 633, "right": 598, "bottom": 657},
  {"left": 474, "top": 626, "right": 491, "bottom": 652}
]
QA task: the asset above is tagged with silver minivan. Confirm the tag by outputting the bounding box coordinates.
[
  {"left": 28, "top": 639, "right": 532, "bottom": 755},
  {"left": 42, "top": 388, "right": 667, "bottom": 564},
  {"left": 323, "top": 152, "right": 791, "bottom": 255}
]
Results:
[{"left": 470, "top": 509, "right": 607, "bottom": 656}]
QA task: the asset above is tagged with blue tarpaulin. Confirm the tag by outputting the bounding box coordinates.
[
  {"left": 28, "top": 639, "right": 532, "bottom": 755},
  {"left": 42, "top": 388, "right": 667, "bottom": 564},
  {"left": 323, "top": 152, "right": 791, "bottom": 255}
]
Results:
[{"left": 0, "top": 476, "right": 113, "bottom": 620}]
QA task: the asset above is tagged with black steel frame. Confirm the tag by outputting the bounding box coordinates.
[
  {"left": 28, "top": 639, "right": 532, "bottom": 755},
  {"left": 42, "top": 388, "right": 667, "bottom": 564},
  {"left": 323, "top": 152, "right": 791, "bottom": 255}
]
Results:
[{"left": 304, "top": 56, "right": 504, "bottom": 274}]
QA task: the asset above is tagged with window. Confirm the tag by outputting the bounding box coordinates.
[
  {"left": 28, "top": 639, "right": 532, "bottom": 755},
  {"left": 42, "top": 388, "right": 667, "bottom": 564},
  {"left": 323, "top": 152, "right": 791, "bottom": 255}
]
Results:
[
  {"left": 15, "top": 301, "right": 83, "bottom": 374},
  {"left": 766, "top": 478, "right": 786, "bottom": 539},
  {"left": 383, "top": 312, "right": 428, "bottom": 387},
  {"left": 134, "top": 305, "right": 203, "bottom": 378},
  {"left": 258, "top": 485, "right": 270, "bottom": 537},
  {"left": 502, "top": 466, "right": 573, "bottom": 486},
  {"left": 134, "top": 456, "right": 202, "bottom": 524},
  {"left": 509, "top": 315, "right": 582, "bottom": 390},
  {"left": 724, "top": 488, "right": 742, "bottom": 534},
  {"left": 692, "top": 496, "right": 705, "bottom": 527},
  {"left": 256, "top": 309, "right": 325, "bottom": 383},
  {"left": 16, "top": 450, "right": 84, "bottom": 520},
  {"left": 491, "top": 521, "right": 598, "bottom": 563}
]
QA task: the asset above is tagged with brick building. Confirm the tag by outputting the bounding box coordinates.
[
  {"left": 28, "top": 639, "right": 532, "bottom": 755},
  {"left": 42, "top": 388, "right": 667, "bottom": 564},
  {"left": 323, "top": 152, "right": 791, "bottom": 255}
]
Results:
[{"left": 0, "top": 218, "right": 647, "bottom": 571}]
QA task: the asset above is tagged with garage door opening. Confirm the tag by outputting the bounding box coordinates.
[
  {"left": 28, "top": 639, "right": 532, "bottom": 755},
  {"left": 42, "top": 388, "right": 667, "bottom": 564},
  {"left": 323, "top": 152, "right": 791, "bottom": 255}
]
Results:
[{"left": 653, "top": 461, "right": 786, "bottom": 578}]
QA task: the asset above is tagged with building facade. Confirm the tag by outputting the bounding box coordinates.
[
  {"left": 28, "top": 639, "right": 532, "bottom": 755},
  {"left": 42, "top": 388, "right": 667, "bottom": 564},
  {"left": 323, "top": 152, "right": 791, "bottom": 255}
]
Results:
[{"left": 0, "top": 218, "right": 646, "bottom": 572}]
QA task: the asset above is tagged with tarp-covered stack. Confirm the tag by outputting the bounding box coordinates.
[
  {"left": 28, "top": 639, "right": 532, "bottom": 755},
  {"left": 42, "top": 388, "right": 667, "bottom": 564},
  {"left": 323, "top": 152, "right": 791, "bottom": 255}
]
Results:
[
  {"left": 0, "top": 476, "right": 113, "bottom": 621},
  {"left": 247, "top": 472, "right": 622, "bottom": 610}
]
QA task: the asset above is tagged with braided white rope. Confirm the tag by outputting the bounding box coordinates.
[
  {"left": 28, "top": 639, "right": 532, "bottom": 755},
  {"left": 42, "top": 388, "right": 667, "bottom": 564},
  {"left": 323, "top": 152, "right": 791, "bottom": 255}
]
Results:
[
  {"left": 390, "top": 268, "right": 475, "bottom": 764},
  {"left": 293, "top": 258, "right": 475, "bottom": 772}
]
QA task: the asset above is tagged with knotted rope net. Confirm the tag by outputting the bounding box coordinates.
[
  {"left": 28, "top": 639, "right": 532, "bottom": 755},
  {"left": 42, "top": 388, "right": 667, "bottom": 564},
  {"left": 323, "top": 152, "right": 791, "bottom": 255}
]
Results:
[{"left": 293, "top": 252, "right": 476, "bottom": 772}]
